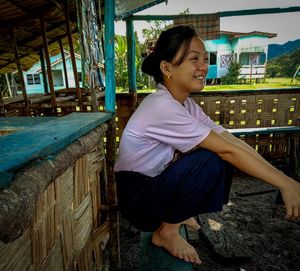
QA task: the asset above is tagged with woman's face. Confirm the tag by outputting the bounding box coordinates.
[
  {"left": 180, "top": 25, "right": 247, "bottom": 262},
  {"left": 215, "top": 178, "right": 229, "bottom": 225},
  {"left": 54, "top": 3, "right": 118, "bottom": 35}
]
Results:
[{"left": 169, "top": 36, "right": 208, "bottom": 93}]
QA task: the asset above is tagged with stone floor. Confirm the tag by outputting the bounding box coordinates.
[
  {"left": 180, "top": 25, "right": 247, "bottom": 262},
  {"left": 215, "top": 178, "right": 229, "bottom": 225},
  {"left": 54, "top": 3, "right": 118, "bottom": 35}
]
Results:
[{"left": 119, "top": 173, "right": 300, "bottom": 271}]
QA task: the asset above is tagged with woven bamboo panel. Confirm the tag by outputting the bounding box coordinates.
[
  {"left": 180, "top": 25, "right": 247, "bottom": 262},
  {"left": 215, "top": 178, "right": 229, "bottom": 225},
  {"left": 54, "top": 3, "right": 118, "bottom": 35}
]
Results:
[
  {"left": 89, "top": 169, "right": 102, "bottom": 229},
  {"left": 31, "top": 181, "right": 57, "bottom": 269},
  {"left": 54, "top": 166, "right": 73, "bottom": 222},
  {"left": 73, "top": 156, "right": 89, "bottom": 209},
  {"left": 0, "top": 229, "right": 32, "bottom": 270},
  {"left": 60, "top": 212, "right": 75, "bottom": 270},
  {"left": 39, "top": 238, "right": 64, "bottom": 271},
  {"left": 72, "top": 193, "right": 93, "bottom": 254},
  {"left": 117, "top": 91, "right": 300, "bottom": 170},
  {"left": 0, "top": 132, "right": 112, "bottom": 270}
]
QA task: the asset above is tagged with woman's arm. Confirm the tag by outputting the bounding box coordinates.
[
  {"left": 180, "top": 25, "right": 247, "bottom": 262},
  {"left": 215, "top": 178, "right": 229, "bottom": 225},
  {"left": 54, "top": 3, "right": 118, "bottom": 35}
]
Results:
[
  {"left": 199, "top": 130, "right": 300, "bottom": 220},
  {"left": 220, "top": 130, "right": 269, "bottom": 164}
]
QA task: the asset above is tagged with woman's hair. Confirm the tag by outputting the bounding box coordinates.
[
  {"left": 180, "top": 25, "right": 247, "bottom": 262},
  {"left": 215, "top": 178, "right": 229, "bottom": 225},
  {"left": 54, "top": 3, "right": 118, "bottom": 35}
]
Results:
[{"left": 141, "top": 25, "right": 198, "bottom": 83}]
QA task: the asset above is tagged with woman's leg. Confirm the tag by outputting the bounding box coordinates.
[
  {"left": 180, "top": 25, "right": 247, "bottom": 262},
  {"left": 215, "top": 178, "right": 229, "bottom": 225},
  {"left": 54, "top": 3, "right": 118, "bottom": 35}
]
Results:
[
  {"left": 152, "top": 222, "right": 202, "bottom": 264},
  {"left": 150, "top": 149, "right": 230, "bottom": 263},
  {"left": 116, "top": 149, "right": 233, "bottom": 263}
]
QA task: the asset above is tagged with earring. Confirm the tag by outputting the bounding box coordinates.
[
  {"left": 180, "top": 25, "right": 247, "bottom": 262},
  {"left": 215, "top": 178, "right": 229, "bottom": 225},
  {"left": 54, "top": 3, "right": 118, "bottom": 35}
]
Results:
[{"left": 167, "top": 74, "right": 171, "bottom": 79}]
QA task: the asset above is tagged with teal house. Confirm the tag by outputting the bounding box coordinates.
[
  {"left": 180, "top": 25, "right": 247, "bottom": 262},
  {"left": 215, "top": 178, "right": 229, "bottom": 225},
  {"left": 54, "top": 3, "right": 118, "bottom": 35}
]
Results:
[
  {"left": 205, "top": 31, "right": 276, "bottom": 82},
  {"left": 23, "top": 51, "right": 83, "bottom": 95},
  {"left": 147, "top": 30, "right": 276, "bottom": 83}
]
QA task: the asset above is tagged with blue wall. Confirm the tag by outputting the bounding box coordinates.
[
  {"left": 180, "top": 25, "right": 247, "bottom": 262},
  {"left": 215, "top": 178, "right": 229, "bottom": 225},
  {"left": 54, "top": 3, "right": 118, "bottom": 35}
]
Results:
[{"left": 23, "top": 53, "right": 82, "bottom": 94}]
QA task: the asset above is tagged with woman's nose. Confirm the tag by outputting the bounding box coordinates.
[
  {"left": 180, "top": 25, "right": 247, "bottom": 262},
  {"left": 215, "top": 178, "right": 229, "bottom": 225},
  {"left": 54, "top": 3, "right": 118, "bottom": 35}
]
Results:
[{"left": 198, "top": 62, "right": 208, "bottom": 71}]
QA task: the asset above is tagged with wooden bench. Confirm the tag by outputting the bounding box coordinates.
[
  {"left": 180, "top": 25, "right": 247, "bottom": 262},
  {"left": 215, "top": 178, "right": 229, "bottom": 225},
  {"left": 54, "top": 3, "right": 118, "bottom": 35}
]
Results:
[{"left": 229, "top": 126, "right": 300, "bottom": 176}]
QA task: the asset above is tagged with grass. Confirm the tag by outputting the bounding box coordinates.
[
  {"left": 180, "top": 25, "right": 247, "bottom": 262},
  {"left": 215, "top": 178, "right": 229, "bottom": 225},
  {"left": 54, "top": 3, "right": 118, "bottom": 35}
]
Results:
[{"left": 117, "top": 77, "right": 300, "bottom": 93}]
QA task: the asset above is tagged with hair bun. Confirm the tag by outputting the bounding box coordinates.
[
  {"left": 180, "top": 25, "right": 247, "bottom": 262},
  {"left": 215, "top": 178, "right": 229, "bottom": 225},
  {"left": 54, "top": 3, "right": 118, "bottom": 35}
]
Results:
[{"left": 141, "top": 52, "right": 160, "bottom": 77}]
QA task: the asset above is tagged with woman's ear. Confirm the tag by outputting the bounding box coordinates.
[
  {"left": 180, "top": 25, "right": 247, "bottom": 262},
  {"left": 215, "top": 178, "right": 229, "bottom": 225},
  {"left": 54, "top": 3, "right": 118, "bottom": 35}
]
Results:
[{"left": 160, "top": 60, "right": 172, "bottom": 78}]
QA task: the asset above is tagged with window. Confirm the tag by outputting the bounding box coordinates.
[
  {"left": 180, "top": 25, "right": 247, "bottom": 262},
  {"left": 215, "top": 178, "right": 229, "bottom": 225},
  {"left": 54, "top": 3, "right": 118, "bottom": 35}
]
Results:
[
  {"left": 239, "top": 53, "right": 249, "bottom": 65},
  {"left": 209, "top": 52, "right": 217, "bottom": 65},
  {"left": 26, "top": 74, "right": 41, "bottom": 85},
  {"left": 27, "top": 74, "right": 33, "bottom": 85},
  {"left": 77, "top": 72, "right": 82, "bottom": 82},
  {"left": 34, "top": 74, "right": 41, "bottom": 84}
]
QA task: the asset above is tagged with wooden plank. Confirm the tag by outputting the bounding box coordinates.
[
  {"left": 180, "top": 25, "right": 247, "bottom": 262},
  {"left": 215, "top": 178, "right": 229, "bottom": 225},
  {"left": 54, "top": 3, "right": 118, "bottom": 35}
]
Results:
[
  {"left": 59, "top": 39, "right": 69, "bottom": 89},
  {"left": 40, "top": 15, "right": 56, "bottom": 108},
  {"left": 126, "top": 20, "right": 137, "bottom": 92},
  {"left": 128, "top": 6, "right": 300, "bottom": 21},
  {"left": 0, "top": 116, "right": 54, "bottom": 129},
  {"left": 9, "top": 27, "right": 29, "bottom": 111},
  {"left": 106, "top": 117, "right": 120, "bottom": 269},
  {"left": 229, "top": 126, "right": 300, "bottom": 136},
  {"left": 0, "top": 112, "right": 113, "bottom": 174},
  {"left": 104, "top": 0, "right": 116, "bottom": 113},
  {"left": 39, "top": 48, "right": 49, "bottom": 94},
  {"left": 63, "top": 1, "right": 82, "bottom": 109}
]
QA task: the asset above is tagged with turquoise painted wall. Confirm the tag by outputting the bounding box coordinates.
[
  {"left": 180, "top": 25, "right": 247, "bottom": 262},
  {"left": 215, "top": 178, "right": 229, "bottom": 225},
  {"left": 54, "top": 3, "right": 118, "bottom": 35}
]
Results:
[
  {"left": 204, "top": 34, "right": 271, "bottom": 79},
  {"left": 24, "top": 53, "right": 82, "bottom": 94}
]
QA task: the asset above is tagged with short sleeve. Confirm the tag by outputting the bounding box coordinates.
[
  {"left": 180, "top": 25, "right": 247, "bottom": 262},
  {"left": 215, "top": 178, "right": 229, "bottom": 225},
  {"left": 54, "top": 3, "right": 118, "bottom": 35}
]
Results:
[
  {"left": 144, "top": 100, "right": 211, "bottom": 153},
  {"left": 185, "top": 98, "right": 226, "bottom": 134}
]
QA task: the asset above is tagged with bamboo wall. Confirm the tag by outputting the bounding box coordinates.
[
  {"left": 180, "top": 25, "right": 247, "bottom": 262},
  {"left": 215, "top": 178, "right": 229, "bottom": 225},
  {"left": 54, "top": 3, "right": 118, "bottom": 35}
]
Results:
[
  {"left": 116, "top": 89, "right": 300, "bottom": 172},
  {"left": 0, "top": 125, "right": 113, "bottom": 271}
]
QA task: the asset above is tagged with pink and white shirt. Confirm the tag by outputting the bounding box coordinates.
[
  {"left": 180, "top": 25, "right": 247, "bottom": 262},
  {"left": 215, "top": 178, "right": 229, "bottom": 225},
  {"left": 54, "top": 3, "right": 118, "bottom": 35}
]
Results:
[{"left": 114, "top": 84, "right": 225, "bottom": 177}]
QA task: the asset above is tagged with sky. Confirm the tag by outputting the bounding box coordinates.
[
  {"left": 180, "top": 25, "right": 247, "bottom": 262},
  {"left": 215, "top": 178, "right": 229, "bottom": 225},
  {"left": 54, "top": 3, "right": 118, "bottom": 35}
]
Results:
[{"left": 115, "top": 0, "right": 300, "bottom": 44}]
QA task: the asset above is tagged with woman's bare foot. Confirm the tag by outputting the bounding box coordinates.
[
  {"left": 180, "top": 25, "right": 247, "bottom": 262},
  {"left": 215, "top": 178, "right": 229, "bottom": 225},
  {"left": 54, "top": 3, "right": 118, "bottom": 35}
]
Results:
[
  {"left": 152, "top": 223, "right": 202, "bottom": 264},
  {"left": 182, "top": 217, "right": 200, "bottom": 230}
]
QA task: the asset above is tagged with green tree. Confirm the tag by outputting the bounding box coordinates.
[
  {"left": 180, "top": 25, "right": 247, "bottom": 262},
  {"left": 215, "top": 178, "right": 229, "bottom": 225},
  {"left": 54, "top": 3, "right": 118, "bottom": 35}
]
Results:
[
  {"left": 142, "top": 20, "right": 172, "bottom": 41},
  {"left": 266, "top": 48, "right": 300, "bottom": 77},
  {"left": 221, "top": 61, "right": 241, "bottom": 84},
  {"left": 115, "top": 35, "right": 128, "bottom": 88}
]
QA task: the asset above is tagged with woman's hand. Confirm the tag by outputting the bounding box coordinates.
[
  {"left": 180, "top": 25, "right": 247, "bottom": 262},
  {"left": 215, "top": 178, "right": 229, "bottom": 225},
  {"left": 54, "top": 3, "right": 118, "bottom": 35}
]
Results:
[{"left": 280, "top": 178, "right": 300, "bottom": 220}]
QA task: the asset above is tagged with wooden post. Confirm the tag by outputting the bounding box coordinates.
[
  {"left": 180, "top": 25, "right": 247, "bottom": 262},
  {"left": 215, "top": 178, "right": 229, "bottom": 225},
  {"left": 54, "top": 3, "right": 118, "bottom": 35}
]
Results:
[
  {"left": 0, "top": 87, "right": 4, "bottom": 116},
  {"left": 126, "top": 20, "right": 137, "bottom": 93},
  {"left": 9, "top": 28, "right": 29, "bottom": 114},
  {"left": 4, "top": 73, "right": 12, "bottom": 97},
  {"left": 59, "top": 39, "right": 69, "bottom": 89},
  {"left": 104, "top": 0, "right": 116, "bottom": 113},
  {"left": 40, "top": 16, "right": 57, "bottom": 110},
  {"left": 63, "top": 1, "right": 83, "bottom": 110},
  {"left": 106, "top": 117, "right": 121, "bottom": 270},
  {"left": 39, "top": 48, "right": 49, "bottom": 94}
]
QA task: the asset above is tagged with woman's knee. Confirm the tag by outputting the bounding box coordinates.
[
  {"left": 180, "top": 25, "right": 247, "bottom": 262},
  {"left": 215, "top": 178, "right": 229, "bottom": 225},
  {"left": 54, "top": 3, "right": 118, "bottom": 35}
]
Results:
[{"left": 189, "top": 148, "right": 224, "bottom": 171}]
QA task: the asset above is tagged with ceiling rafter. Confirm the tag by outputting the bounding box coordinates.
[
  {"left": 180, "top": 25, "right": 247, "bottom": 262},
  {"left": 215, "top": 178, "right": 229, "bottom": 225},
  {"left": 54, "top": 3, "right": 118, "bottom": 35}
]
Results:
[
  {"left": 0, "top": 2, "right": 58, "bottom": 28},
  {"left": 0, "top": 29, "right": 77, "bottom": 70}
]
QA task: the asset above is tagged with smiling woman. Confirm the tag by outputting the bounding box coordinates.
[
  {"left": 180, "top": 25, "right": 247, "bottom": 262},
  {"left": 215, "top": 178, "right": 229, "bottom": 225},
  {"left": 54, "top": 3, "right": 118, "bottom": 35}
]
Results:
[{"left": 114, "top": 25, "right": 300, "bottom": 265}]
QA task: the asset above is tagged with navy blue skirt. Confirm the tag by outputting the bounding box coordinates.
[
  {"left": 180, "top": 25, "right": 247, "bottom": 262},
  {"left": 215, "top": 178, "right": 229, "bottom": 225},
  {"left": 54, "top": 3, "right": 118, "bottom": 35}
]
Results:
[{"left": 115, "top": 149, "right": 233, "bottom": 232}]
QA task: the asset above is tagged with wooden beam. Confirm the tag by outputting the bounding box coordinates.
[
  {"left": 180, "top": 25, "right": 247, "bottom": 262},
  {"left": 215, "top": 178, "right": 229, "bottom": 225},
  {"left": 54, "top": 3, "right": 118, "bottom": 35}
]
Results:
[
  {"left": 127, "top": 6, "right": 300, "bottom": 21},
  {"left": 9, "top": 27, "right": 29, "bottom": 112},
  {"left": 220, "top": 6, "right": 300, "bottom": 17},
  {"left": 104, "top": 0, "right": 116, "bottom": 113},
  {"left": 63, "top": 1, "right": 83, "bottom": 109},
  {"left": 106, "top": 117, "right": 120, "bottom": 270},
  {"left": 0, "top": 30, "right": 77, "bottom": 70},
  {"left": 59, "top": 39, "right": 69, "bottom": 88},
  {"left": 5, "top": 73, "right": 12, "bottom": 97},
  {"left": 40, "top": 16, "right": 57, "bottom": 109},
  {"left": 0, "top": 2, "right": 59, "bottom": 28},
  {"left": 126, "top": 20, "right": 137, "bottom": 92},
  {"left": 0, "top": 85, "right": 4, "bottom": 116},
  {"left": 39, "top": 48, "right": 49, "bottom": 94}
]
